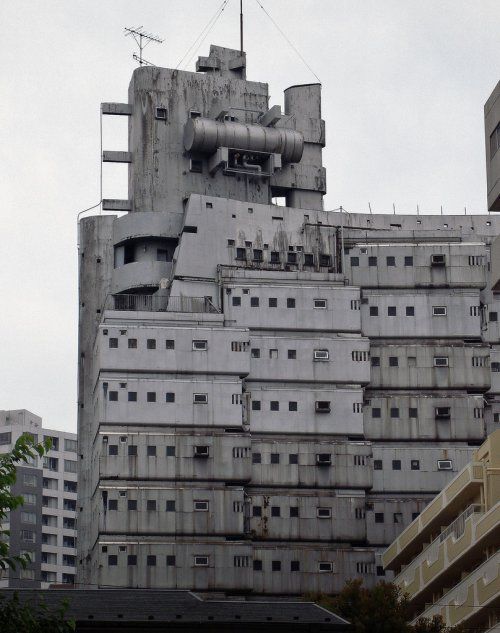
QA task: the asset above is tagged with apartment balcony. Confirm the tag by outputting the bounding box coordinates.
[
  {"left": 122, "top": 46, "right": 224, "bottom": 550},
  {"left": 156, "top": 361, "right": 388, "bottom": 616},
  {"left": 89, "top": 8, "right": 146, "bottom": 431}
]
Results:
[
  {"left": 109, "top": 294, "right": 220, "bottom": 314},
  {"left": 383, "top": 462, "right": 485, "bottom": 571},
  {"left": 394, "top": 503, "right": 499, "bottom": 605},
  {"left": 413, "top": 551, "right": 500, "bottom": 630}
]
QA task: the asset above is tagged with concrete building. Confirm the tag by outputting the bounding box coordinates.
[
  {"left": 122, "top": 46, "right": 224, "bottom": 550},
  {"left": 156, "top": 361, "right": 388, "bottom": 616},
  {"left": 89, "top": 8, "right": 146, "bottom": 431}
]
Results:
[
  {"left": 77, "top": 44, "right": 500, "bottom": 593},
  {"left": 0, "top": 409, "right": 77, "bottom": 588},
  {"left": 382, "top": 430, "right": 500, "bottom": 632}
]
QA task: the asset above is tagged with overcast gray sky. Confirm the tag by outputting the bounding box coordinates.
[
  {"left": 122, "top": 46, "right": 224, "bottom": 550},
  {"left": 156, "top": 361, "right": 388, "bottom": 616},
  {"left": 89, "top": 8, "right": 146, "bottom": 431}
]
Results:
[{"left": 1, "top": 0, "right": 499, "bottom": 431}]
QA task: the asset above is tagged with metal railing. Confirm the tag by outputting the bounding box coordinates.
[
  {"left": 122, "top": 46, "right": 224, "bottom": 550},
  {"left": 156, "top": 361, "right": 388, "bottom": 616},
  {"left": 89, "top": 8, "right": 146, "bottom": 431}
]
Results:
[
  {"left": 438, "top": 504, "right": 483, "bottom": 542},
  {"left": 111, "top": 294, "right": 220, "bottom": 314}
]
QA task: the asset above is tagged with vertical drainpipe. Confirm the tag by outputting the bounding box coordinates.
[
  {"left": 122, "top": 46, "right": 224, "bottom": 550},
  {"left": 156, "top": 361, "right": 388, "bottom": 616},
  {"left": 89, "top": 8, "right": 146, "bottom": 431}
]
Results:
[{"left": 340, "top": 206, "right": 345, "bottom": 278}]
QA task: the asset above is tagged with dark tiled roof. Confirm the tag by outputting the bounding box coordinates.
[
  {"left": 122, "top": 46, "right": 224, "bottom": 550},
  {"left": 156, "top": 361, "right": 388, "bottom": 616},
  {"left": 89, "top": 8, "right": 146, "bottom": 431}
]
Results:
[{"left": 0, "top": 589, "right": 350, "bottom": 629}]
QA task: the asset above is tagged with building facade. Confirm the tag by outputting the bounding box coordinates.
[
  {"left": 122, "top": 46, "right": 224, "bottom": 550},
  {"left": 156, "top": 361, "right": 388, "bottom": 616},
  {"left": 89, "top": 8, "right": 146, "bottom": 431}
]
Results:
[
  {"left": 77, "top": 44, "right": 500, "bottom": 593},
  {"left": 0, "top": 409, "right": 77, "bottom": 588},
  {"left": 382, "top": 430, "right": 499, "bottom": 632}
]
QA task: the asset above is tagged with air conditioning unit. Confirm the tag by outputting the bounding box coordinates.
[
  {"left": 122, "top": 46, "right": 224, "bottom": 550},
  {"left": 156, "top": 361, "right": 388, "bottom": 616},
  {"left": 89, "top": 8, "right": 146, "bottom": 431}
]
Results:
[
  {"left": 431, "top": 254, "right": 446, "bottom": 266},
  {"left": 316, "top": 453, "right": 332, "bottom": 466},
  {"left": 314, "top": 350, "right": 329, "bottom": 361},
  {"left": 435, "top": 407, "right": 451, "bottom": 419},
  {"left": 193, "top": 445, "right": 209, "bottom": 458},
  {"left": 437, "top": 459, "right": 452, "bottom": 471},
  {"left": 315, "top": 401, "right": 331, "bottom": 413}
]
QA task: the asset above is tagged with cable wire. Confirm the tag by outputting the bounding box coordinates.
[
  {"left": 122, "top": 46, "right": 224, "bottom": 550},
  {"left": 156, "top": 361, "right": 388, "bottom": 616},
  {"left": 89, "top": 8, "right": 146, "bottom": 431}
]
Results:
[
  {"left": 175, "top": 0, "right": 231, "bottom": 70},
  {"left": 253, "top": 0, "right": 321, "bottom": 83}
]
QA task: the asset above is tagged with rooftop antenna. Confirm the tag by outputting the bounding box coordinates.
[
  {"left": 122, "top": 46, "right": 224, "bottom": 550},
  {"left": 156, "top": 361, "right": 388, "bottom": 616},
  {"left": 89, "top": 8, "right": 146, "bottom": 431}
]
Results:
[
  {"left": 240, "top": 0, "right": 244, "bottom": 54},
  {"left": 124, "top": 26, "right": 164, "bottom": 66}
]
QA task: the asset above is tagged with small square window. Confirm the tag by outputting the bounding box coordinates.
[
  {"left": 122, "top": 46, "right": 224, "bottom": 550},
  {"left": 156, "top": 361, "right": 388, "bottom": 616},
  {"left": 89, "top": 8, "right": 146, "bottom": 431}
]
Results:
[
  {"left": 290, "top": 560, "right": 300, "bottom": 572},
  {"left": 489, "top": 311, "right": 498, "bottom": 322},
  {"left": 147, "top": 555, "right": 157, "bottom": 566},
  {"left": 390, "top": 407, "right": 400, "bottom": 418},
  {"left": 393, "top": 513, "right": 403, "bottom": 524},
  {"left": 350, "top": 256, "right": 359, "bottom": 267},
  {"left": 147, "top": 339, "right": 156, "bottom": 350},
  {"left": 270, "top": 251, "right": 280, "bottom": 264},
  {"left": 371, "top": 356, "right": 380, "bottom": 367},
  {"left": 147, "top": 392, "right": 156, "bottom": 403},
  {"left": 109, "top": 391, "right": 118, "bottom": 402},
  {"left": 128, "top": 500, "right": 137, "bottom": 511},
  {"left": 288, "top": 349, "right": 296, "bottom": 359},
  {"left": 127, "top": 555, "right": 137, "bottom": 566},
  {"left": 166, "top": 392, "right": 175, "bottom": 403},
  {"left": 287, "top": 298, "right": 296, "bottom": 308},
  {"left": 388, "top": 306, "right": 397, "bottom": 316},
  {"left": 389, "top": 357, "right": 399, "bottom": 367},
  {"left": 251, "top": 348, "right": 261, "bottom": 358},
  {"left": 304, "top": 253, "right": 314, "bottom": 266},
  {"left": 406, "top": 306, "right": 415, "bottom": 316},
  {"left": 372, "top": 408, "right": 381, "bottom": 419},
  {"left": 128, "top": 391, "right": 137, "bottom": 402},
  {"left": 108, "top": 499, "right": 118, "bottom": 510},
  {"left": 376, "top": 566, "right": 385, "bottom": 577},
  {"left": 404, "top": 256, "right": 413, "bottom": 266},
  {"left": 270, "top": 453, "right": 280, "bottom": 464},
  {"left": 194, "top": 501, "right": 209, "bottom": 511},
  {"left": 166, "top": 500, "right": 176, "bottom": 512},
  {"left": 409, "top": 407, "right": 418, "bottom": 418},
  {"left": 317, "top": 507, "right": 332, "bottom": 518},
  {"left": 290, "top": 506, "right": 299, "bottom": 517},
  {"left": 250, "top": 297, "right": 260, "bottom": 307},
  {"left": 253, "top": 249, "right": 263, "bottom": 262},
  {"left": 270, "top": 401, "right": 279, "bottom": 411},
  {"left": 166, "top": 446, "right": 175, "bottom": 457},
  {"left": 128, "top": 445, "right": 137, "bottom": 456},
  {"left": 386, "top": 256, "right": 396, "bottom": 266},
  {"left": 165, "top": 339, "right": 175, "bottom": 349},
  {"left": 289, "top": 401, "right": 297, "bottom": 411},
  {"left": 272, "top": 560, "right": 281, "bottom": 572},
  {"left": 253, "top": 505, "right": 262, "bottom": 517},
  {"left": 253, "top": 559, "right": 263, "bottom": 571},
  {"left": 375, "top": 513, "right": 384, "bottom": 523},
  {"left": 232, "top": 296, "right": 241, "bottom": 307},
  {"left": 128, "top": 338, "right": 137, "bottom": 349},
  {"left": 147, "top": 446, "right": 156, "bottom": 457},
  {"left": 108, "top": 554, "right": 118, "bottom": 566},
  {"left": 108, "top": 445, "right": 118, "bottom": 456},
  {"left": 392, "top": 460, "right": 401, "bottom": 470},
  {"left": 368, "top": 256, "right": 377, "bottom": 266},
  {"left": 374, "top": 460, "right": 382, "bottom": 470},
  {"left": 252, "top": 400, "right": 261, "bottom": 411},
  {"left": 236, "top": 247, "right": 246, "bottom": 260},
  {"left": 109, "top": 338, "right": 118, "bottom": 349},
  {"left": 252, "top": 452, "right": 261, "bottom": 464},
  {"left": 412, "top": 512, "right": 420, "bottom": 521},
  {"left": 319, "top": 254, "right": 331, "bottom": 267},
  {"left": 411, "top": 460, "right": 420, "bottom": 470},
  {"left": 271, "top": 506, "right": 280, "bottom": 517},
  {"left": 155, "top": 107, "right": 167, "bottom": 120},
  {"left": 287, "top": 252, "right": 297, "bottom": 264},
  {"left": 268, "top": 297, "right": 278, "bottom": 307},
  {"left": 289, "top": 454, "right": 298, "bottom": 464},
  {"left": 369, "top": 306, "right": 379, "bottom": 317}
]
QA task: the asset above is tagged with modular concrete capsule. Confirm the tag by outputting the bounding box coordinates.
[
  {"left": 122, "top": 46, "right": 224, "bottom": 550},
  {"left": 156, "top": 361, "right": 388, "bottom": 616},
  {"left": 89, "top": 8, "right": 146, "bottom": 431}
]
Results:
[{"left": 183, "top": 117, "right": 304, "bottom": 163}]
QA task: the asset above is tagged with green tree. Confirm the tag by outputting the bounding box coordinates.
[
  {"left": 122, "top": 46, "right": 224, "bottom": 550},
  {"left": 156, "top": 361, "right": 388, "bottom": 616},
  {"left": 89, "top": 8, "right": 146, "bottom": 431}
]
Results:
[
  {"left": 310, "top": 579, "right": 465, "bottom": 633},
  {"left": 0, "top": 593, "right": 75, "bottom": 633},
  {"left": 0, "top": 435, "right": 75, "bottom": 631},
  {"left": 0, "top": 433, "right": 49, "bottom": 572}
]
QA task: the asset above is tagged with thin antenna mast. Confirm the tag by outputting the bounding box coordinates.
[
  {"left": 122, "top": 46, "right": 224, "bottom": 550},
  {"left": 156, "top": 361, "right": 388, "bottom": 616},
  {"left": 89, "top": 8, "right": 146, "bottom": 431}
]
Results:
[
  {"left": 240, "top": 0, "right": 244, "bottom": 53},
  {"left": 124, "top": 26, "right": 164, "bottom": 66}
]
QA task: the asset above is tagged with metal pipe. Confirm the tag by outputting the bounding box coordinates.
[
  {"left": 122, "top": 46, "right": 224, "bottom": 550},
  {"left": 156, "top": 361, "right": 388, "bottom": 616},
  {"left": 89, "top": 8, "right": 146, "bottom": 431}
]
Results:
[{"left": 184, "top": 117, "right": 304, "bottom": 163}]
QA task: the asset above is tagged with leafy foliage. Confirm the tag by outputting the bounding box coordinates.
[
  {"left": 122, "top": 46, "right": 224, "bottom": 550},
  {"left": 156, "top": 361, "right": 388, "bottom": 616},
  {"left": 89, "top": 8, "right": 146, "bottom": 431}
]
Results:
[
  {"left": 310, "top": 579, "right": 465, "bottom": 633},
  {"left": 0, "top": 434, "right": 50, "bottom": 571},
  {"left": 0, "top": 593, "right": 75, "bottom": 633}
]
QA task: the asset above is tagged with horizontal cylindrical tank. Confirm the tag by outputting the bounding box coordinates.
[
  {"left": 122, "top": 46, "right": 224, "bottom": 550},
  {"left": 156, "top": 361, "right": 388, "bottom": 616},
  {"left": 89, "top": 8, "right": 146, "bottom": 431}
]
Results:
[{"left": 183, "top": 117, "right": 303, "bottom": 163}]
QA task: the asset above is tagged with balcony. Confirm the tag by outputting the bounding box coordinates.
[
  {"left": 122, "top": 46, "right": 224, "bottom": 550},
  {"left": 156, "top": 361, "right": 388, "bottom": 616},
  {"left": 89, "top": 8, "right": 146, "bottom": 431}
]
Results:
[
  {"left": 394, "top": 502, "right": 499, "bottom": 610},
  {"left": 109, "top": 294, "right": 220, "bottom": 314},
  {"left": 383, "top": 462, "right": 485, "bottom": 571},
  {"left": 414, "top": 551, "right": 500, "bottom": 629}
]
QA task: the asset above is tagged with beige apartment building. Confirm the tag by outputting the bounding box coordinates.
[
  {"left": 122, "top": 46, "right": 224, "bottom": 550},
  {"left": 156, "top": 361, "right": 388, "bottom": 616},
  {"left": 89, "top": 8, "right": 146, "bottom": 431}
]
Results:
[{"left": 382, "top": 430, "right": 499, "bottom": 632}]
